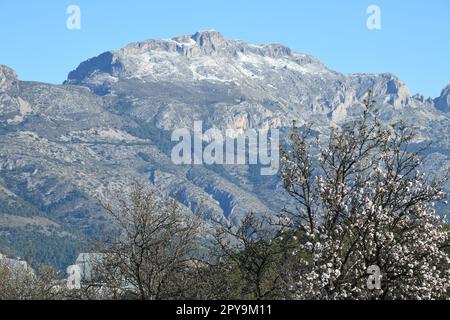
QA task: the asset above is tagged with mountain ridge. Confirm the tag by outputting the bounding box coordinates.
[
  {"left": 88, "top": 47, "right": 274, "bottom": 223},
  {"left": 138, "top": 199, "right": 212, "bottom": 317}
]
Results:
[{"left": 64, "top": 31, "right": 448, "bottom": 103}]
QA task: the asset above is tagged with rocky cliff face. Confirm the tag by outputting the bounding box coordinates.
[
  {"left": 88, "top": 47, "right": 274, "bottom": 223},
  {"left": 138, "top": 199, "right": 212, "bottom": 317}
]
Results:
[
  {"left": 1, "top": 31, "right": 449, "bottom": 267},
  {"left": 435, "top": 85, "right": 450, "bottom": 113},
  {"left": 0, "top": 65, "right": 19, "bottom": 94},
  {"left": 0, "top": 65, "right": 21, "bottom": 124}
]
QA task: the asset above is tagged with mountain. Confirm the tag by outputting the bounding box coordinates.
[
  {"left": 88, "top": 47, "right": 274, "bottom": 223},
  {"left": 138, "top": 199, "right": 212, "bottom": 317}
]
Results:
[{"left": 1, "top": 31, "right": 449, "bottom": 268}]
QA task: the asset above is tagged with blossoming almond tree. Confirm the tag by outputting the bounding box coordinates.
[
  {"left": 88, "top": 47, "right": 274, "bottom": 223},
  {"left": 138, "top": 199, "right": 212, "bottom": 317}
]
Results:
[{"left": 281, "top": 91, "right": 450, "bottom": 300}]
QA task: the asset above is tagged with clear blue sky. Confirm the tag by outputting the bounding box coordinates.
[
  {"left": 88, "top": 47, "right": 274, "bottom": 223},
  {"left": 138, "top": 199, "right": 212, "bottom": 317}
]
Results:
[{"left": 0, "top": 0, "right": 449, "bottom": 97}]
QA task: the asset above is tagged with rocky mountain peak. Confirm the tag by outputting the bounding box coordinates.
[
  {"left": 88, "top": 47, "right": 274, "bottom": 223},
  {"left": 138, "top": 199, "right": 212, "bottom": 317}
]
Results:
[
  {"left": 65, "top": 31, "right": 326, "bottom": 88},
  {"left": 434, "top": 84, "right": 450, "bottom": 112},
  {"left": 0, "top": 65, "right": 19, "bottom": 94},
  {"left": 190, "top": 30, "right": 227, "bottom": 52}
]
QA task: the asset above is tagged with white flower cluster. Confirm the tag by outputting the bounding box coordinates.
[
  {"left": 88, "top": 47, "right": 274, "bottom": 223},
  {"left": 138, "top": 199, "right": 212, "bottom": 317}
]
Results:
[{"left": 281, "top": 105, "right": 450, "bottom": 300}]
